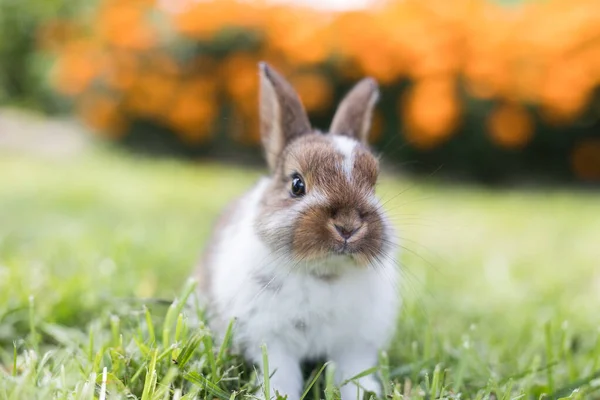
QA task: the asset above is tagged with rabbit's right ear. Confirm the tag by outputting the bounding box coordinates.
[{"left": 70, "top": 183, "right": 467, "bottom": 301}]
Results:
[{"left": 259, "top": 62, "right": 311, "bottom": 171}]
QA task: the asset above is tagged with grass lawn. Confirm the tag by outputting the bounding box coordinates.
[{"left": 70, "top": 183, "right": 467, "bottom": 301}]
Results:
[{"left": 1, "top": 147, "right": 599, "bottom": 399}]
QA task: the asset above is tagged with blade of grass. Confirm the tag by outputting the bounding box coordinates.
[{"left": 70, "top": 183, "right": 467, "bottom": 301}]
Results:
[
  {"left": 141, "top": 349, "right": 159, "bottom": 400},
  {"left": 173, "top": 389, "right": 182, "bottom": 400},
  {"left": 185, "top": 371, "right": 230, "bottom": 400},
  {"left": 12, "top": 342, "right": 17, "bottom": 377},
  {"left": 430, "top": 364, "right": 442, "bottom": 398},
  {"left": 500, "top": 379, "right": 513, "bottom": 400},
  {"left": 175, "top": 314, "right": 184, "bottom": 344},
  {"left": 325, "top": 363, "right": 337, "bottom": 400},
  {"left": 545, "top": 322, "right": 555, "bottom": 394},
  {"left": 549, "top": 369, "right": 600, "bottom": 399},
  {"left": 35, "top": 350, "right": 55, "bottom": 381},
  {"left": 423, "top": 371, "right": 431, "bottom": 397},
  {"left": 203, "top": 334, "right": 218, "bottom": 383},
  {"left": 99, "top": 367, "right": 107, "bottom": 400},
  {"left": 135, "top": 337, "right": 152, "bottom": 358},
  {"left": 162, "top": 301, "right": 178, "bottom": 348},
  {"left": 340, "top": 366, "right": 379, "bottom": 387},
  {"left": 92, "top": 347, "right": 105, "bottom": 375},
  {"left": 379, "top": 352, "right": 391, "bottom": 398},
  {"left": 175, "top": 333, "right": 203, "bottom": 369},
  {"left": 217, "top": 319, "right": 235, "bottom": 364},
  {"left": 300, "top": 362, "right": 330, "bottom": 400},
  {"left": 152, "top": 366, "right": 179, "bottom": 400},
  {"left": 28, "top": 296, "right": 38, "bottom": 352},
  {"left": 162, "top": 279, "right": 197, "bottom": 348},
  {"left": 110, "top": 315, "right": 120, "bottom": 347},
  {"left": 61, "top": 365, "right": 66, "bottom": 398},
  {"left": 262, "top": 344, "right": 270, "bottom": 400},
  {"left": 88, "top": 327, "right": 94, "bottom": 365},
  {"left": 103, "top": 372, "right": 128, "bottom": 393},
  {"left": 130, "top": 363, "right": 147, "bottom": 387},
  {"left": 312, "top": 370, "right": 321, "bottom": 400},
  {"left": 145, "top": 306, "right": 155, "bottom": 345}
]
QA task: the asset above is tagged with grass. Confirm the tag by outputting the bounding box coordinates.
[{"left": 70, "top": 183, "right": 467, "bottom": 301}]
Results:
[{"left": 1, "top": 146, "right": 599, "bottom": 399}]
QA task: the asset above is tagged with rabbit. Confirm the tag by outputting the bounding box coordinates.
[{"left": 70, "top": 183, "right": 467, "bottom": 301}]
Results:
[{"left": 193, "top": 62, "right": 400, "bottom": 400}]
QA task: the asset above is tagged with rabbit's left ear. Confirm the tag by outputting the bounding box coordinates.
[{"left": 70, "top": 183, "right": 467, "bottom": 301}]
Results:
[
  {"left": 329, "top": 77, "right": 379, "bottom": 144},
  {"left": 259, "top": 62, "right": 311, "bottom": 171}
]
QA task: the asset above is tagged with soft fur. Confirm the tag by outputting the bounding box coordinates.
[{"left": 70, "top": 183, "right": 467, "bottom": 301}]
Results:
[{"left": 193, "top": 62, "right": 400, "bottom": 400}]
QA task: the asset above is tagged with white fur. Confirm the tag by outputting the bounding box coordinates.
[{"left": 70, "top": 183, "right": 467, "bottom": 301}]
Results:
[
  {"left": 202, "top": 177, "right": 401, "bottom": 400},
  {"left": 332, "top": 136, "right": 357, "bottom": 181}
]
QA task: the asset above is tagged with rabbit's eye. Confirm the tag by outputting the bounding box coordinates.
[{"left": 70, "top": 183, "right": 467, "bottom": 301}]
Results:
[{"left": 290, "top": 174, "right": 306, "bottom": 197}]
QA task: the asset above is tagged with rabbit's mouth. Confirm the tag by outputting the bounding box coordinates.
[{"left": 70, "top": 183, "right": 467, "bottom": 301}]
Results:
[
  {"left": 304, "top": 253, "right": 362, "bottom": 277},
  {"left": 329, "top": 241, "right": 377, "bottom": 266},
  {"left": 333, "top": 241, "right": 355, "bottom": 255}
]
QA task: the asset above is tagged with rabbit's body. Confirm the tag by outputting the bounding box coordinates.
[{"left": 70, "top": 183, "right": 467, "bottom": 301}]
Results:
[
  {"left": 194, "top": 63, "right": 400, "bottom": 400},
  {"left": 202, "top": 174, "right": 399, "bottom": 365}
]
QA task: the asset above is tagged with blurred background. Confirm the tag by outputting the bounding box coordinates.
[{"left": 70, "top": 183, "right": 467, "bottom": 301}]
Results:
[
  {"left": 2, "top": 2, "right": 600, "bottom": 397},
  {"left": 1, "top": 0, "right": 600, "bottom": 184}
]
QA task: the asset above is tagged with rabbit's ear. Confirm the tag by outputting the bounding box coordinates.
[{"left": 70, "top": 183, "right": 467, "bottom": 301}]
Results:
[
  {"left": 329, "top": 77, "right": 379, "bottom": 144},
  {"left": 259, "top": 62, "right": 311, "bottom": 171}
]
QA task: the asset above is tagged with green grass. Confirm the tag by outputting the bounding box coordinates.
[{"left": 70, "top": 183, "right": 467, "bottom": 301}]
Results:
[{"left": 1, "top": 147, "right": 599, "bottom": 399}]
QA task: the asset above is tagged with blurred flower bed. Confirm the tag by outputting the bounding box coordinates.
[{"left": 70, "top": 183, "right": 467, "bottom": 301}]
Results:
[{"left": 5, "top": 0, "right": 600, "bottom": 182}]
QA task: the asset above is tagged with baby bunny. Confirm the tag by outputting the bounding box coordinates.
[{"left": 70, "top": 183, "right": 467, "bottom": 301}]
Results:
[{"left": 194, "top": 62, "right": 400, "bottom": 400}]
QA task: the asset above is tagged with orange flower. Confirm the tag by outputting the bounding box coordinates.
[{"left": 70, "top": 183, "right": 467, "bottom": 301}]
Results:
[
  {"left": 53, "top": 40, "right": 102, "bottom": 96},
  {"left": 166, "top": 87, "right": 216, "bottom": 143},
  {"left": 401, "top": 77, "right": 461, "bottom": 149},
  {"left": 50, "top": 0, "right": 600, "bottom": 151},
  {"left": 105, "top": 51, "right": 140, "bottom": 91},
  {"left": 265, "top": 6, "right": 329, "bottom": 66},
  {"left": 221, "top": 53, "right": 259, "bottom": 102},
  {"left": 332, "top": 11, "right": 401, "bottom": 83},
  {"left": 96, "top": 1, "right": 157, "bottom": 50},
  {"left": 400, "top": 16, "right": 460, "bottom": 80},
  {"left": 486, "top": 103, "right": 534, "bottom": 149},
  {"left": 219, "top": 54, "right": 264, "bottom": 144},
  {"left": 221, "top": 57, "right": 262, "bottom": 145},
  {"left": 291, "top": 72, "right": 332, "bottom": 112},
  {"left": 125, "top": 71, "right": 178, "bottom": 119},
  {"left": 170, "top": 0, "right": 263, "bottom": 39},
  {"left": 539, "top": 59, "right": 593, "bottom": 125},
  {"left": 571, "top": 139, "right": 600, "bottom": 182},
  {"left": 171, "top": 2, "right": 225, "bottom": 39}
]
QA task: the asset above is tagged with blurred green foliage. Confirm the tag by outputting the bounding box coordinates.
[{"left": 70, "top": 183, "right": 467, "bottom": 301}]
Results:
[{"left": 0, "top": 0, "right": 88, "bottom": 110}]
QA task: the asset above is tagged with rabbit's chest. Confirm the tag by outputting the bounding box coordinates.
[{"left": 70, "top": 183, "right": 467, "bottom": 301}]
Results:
[{"left": 244, "top": 267, "right": 378, "bottom": 358}]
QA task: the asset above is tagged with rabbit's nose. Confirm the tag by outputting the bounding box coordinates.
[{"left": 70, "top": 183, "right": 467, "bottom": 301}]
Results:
[{"left": 334, "top": 223, "right": 361, "bottom": 240}]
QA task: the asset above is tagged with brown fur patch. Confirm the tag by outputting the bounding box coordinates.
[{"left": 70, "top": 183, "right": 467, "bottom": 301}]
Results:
[{"left": 353, "top": 150, "right": 379, "bottom": 189}]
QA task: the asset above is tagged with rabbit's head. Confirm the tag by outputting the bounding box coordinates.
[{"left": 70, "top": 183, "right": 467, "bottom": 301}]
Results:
[{"left": 255, "top": 63, "right": 394, "bottom": 268}]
